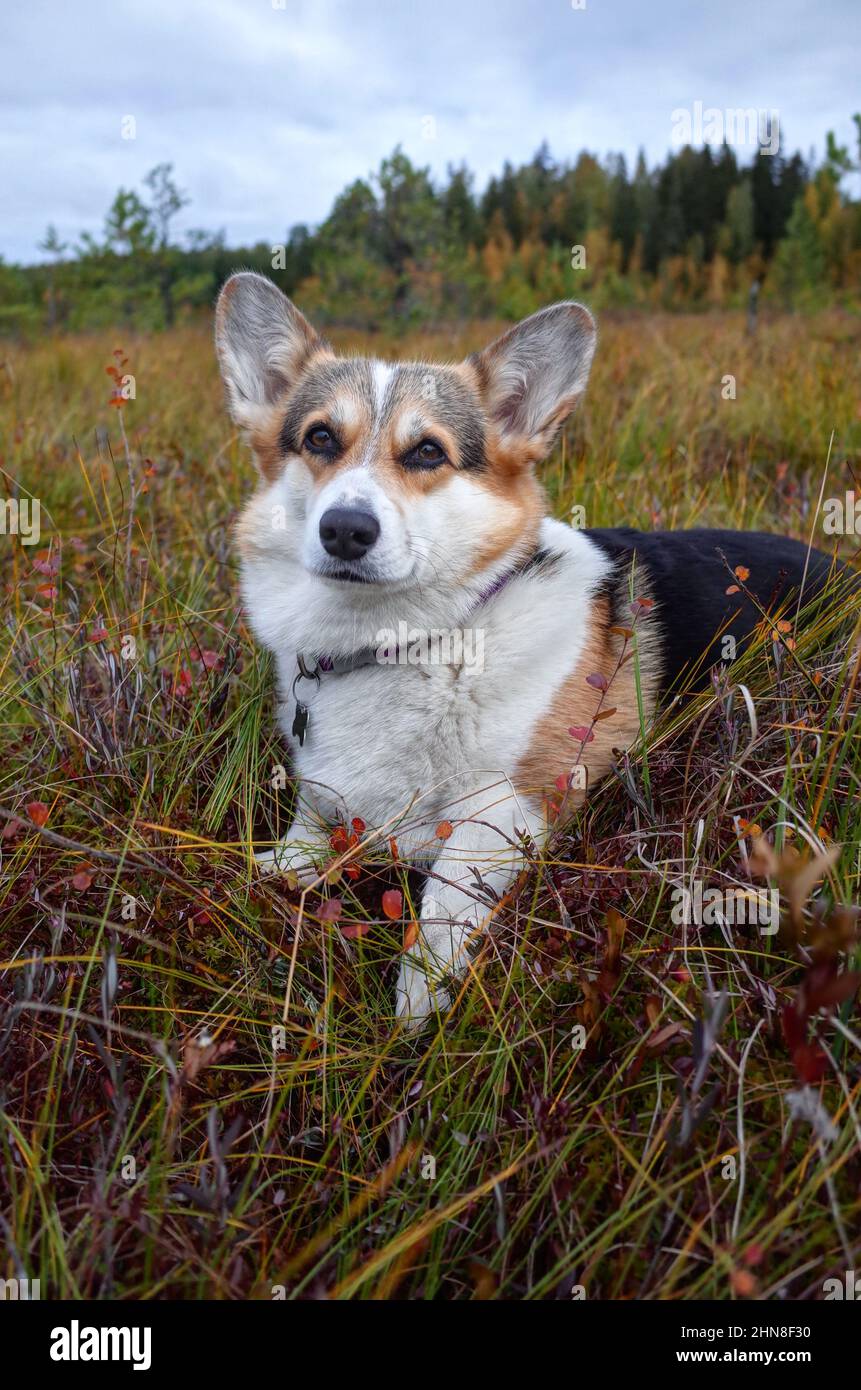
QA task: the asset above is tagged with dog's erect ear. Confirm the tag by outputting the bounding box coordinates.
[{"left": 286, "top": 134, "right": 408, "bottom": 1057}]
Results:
[
  {"left": 215, "top": 272, "right": 323, "bottom": 428},
  {"left": 470, "top": 302, "right": 597, "bottom": 455}
]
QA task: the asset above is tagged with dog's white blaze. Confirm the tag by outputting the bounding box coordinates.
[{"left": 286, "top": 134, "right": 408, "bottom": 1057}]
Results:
[
  {"left": 371, "top": 360, "right": 394, "bottom": 414},
  {"left": 347, "top": 360, "right": 394, "bottom": 475}
]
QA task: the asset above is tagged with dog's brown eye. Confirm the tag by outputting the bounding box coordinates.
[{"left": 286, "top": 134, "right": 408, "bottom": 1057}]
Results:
[
  {"left": 404, "top": 438, "right": 447, "bottom": 469},
  {"left": 304, "top": 425, "right": 339, "bottom": 456}
]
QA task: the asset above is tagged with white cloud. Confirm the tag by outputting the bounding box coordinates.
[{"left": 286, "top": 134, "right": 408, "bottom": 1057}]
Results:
[{"left": 2, "top": 0, "right": 858, "bottom": 262}]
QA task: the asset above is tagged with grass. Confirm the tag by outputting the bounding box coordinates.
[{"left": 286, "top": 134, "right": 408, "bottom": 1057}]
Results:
[{"left": 1, "top": 307, "right": 860, "bottom": 1300}]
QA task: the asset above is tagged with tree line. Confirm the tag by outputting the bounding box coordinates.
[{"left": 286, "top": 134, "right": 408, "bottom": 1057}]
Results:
[{"left": 2, "top": 119, "right": 859, "bottom": 335}]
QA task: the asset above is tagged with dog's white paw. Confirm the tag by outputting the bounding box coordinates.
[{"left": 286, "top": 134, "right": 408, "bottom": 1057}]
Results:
[
  {"left": 254, "top": 843, "right": 318, "bottom": 885},
  {"left": 395, "top": 952, "right": 451, "bottom": 1031},
  {"left": 394, "top": 893, "right": 478, "bottom": 1029}
]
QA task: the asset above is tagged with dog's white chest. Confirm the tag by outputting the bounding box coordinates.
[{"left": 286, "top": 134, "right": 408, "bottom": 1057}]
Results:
[
  {"left": 270, "top": 521, "right": 611, "bottom": 854},
  {"left": 280, "top": 658, "right": 484, "bottom": 850}
]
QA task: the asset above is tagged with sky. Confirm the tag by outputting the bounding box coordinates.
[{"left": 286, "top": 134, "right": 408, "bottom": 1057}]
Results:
[{"left": 2, "top": 0, "right": 859, "bottom": 264}]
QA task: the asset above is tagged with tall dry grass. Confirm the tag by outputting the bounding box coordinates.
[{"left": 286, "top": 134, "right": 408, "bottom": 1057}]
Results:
[{"left": 0, "top": 308, "right": 859, "bottom": 1299}]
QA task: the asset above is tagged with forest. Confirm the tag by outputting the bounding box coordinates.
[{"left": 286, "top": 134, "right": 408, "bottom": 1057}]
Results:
[{"left": 2, "top": 115, "right": 859, "bottom": 336}]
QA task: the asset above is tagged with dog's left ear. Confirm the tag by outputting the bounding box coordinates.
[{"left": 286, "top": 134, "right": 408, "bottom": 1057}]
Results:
[
  {"left": 470, "top": 302, "right": 597, "bottom": 456},
  {"left": 215, "top": 271, "right": 324, "bottom": 430}
]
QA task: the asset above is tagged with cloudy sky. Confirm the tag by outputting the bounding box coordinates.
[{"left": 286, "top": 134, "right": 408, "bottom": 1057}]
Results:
[{"left": 3, "top": 0, "right": 858, "bottom": 263}]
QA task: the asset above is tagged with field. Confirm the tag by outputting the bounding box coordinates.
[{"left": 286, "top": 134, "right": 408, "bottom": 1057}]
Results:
[{"left": 1, "top": 307, "right": 860, "bottom": 1300}]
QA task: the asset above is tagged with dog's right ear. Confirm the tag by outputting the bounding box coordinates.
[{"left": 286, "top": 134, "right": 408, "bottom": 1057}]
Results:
[{"left": 215, "top": 272, "right": 324, "bottom": 430}]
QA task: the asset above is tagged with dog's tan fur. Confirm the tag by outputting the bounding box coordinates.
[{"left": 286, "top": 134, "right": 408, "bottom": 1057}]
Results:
[{"left": 515, "top": 584, "right": 662, "bottom": 807}]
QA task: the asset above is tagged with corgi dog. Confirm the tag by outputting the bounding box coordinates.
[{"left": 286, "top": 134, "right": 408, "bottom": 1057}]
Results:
[{"left": 216, "top": 272, "right": 842, "bottom": 1028}]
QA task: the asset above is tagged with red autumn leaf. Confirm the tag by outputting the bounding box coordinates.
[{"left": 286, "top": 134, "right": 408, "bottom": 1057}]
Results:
[
  {"left": 585, "top": 673, "right": 608, "bottom": 692},
  {"left": 804, "top": 965, "right": 860, "bottom": 1013},
  {"left": 344, "top": 863, "right": 361, "bottom": 882},
  {"left": 36, "top": 584, "right": 58, "bottom": 600},
  {"left": 340, "top": 919, "right": 372, "bottom": 940},
  {"left": 26, "top": 801, "right": 50, "bottom": 826},
  {"left": 435, "top": 820, "right": 454, "bottom": 840},
  {"left": 382, "top": 889, "right": 403, "bottom": 921},
  {"left": 782, "top": 989, "right": 831, "bottom": 1082},
  {"left": 88, "top": 628, "right": 109, "bottom": 643},
  {"left": 388, "top": 836, "right": 399, "bottom": 860},
  {"left": 568, "top": 725, "right": 594, "bottom": 742},
  {"left": 329, "top": 826, "right": 349, "bottom": 854},
  {"left": 319, "top": 898, "right": 343, "bottom": 922},
  {"left": 555, "top": 772, "right": 573, "bottom": 793},
  {"left": 630, "top": 597, "right": 653, "bottom": 616},
  {"left": 781, "top": 1003, "right": 806, "bottom": 1052},
  {"left": 197, "top": 649, "right": 222, "bottom": 670},
  {"left": 351, "top": 817, "right": 366, "bottom": 835},
  {"left": 404, "top": 919, "right": 419, "bottom": 950},
  {"left": 725, "top": 584, "right": 740, "bottom": 595},
  {"left": 72, "top": 869, "right": 93, "bottom": 892},
  {"left": 734, "top": 565, "right": 750, "bottom": 581},
  {"left": 791, "top": 1042, "right": 827, "bottom": 1084}
]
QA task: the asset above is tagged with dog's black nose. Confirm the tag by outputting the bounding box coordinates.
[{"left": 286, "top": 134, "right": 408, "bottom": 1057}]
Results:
[{"left": 319, "top": 507, "right": 380, "bottom": 562}]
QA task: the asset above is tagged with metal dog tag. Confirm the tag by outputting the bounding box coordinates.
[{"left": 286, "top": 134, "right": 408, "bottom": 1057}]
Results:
[{"left": 292, "top": 701, "right": 309, "bottom": 746}]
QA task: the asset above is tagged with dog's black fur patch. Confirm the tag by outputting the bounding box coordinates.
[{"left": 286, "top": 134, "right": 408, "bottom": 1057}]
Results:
[{"left": 584, "top": 527, "right": 852, "bottom": 693}]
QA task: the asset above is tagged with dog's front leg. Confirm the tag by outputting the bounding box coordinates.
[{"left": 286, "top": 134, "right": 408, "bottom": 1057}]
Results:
[{"left": 395, "top": 795, "right": 543, "bottom": 1029}]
